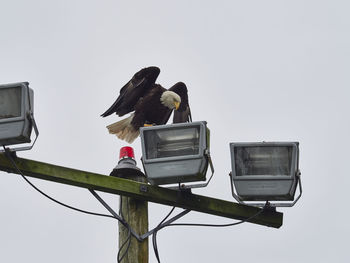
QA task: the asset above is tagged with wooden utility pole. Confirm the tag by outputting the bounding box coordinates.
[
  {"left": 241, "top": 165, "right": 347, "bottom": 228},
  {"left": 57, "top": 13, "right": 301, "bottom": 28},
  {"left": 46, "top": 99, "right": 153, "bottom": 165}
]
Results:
[
  {"left": 110, "top": 147, "right": 149, "bottom": 262},
  {"left": 118, "top": 175, "right": 148, "bottom": 263}
]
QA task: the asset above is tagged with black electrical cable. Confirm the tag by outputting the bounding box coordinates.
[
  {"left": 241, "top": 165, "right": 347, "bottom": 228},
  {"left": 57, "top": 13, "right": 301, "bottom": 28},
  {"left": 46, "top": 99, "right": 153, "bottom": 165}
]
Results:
[
  {"left": 150, "top": 207, "right": 266, "bottom": 263},
  {"left": 152, "top": 206, "right": 176, "bottom": 263},
  {"left": 152, "top": 230, "right": 160, "bottom": 263},
  {"left": 164, "top": 208, "right": 265, "bottom": 228},
  {"left": 2, "top": 147, "right": 115, "bottom": 220},
  {"left": 117, "top": 226, "right": 132, "bottom": 263},
  {"left": 158, "top": 206, "right": 176, "bottom": 226}
]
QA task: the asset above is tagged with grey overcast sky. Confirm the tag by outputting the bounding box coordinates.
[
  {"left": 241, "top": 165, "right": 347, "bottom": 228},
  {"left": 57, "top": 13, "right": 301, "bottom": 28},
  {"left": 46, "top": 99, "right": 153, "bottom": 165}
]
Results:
[{"left": 1, "top": 1, "right": 349, "bottom": 262}]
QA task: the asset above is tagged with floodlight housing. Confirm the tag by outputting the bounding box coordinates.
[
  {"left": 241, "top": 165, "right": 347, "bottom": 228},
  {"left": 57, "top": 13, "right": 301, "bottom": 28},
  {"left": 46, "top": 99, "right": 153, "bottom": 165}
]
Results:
[
  {"left": 0, "top": 82, "right": 38, "bottom": 152},
  {"left": 229, "top": 142, "right": 301, "bottom": 207},
  {"left": 140, "top": 121, "right": 213, "bottom": 188}
]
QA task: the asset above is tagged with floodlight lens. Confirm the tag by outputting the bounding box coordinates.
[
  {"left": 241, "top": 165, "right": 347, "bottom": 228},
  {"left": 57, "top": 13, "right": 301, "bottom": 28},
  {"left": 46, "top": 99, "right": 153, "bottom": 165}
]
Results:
[
  {"left": 0, "top": 87, "right": 21, "bottom": 119},
  {"left": 144, "top": 127, "right": 200, "bottom": 159},
  {"left": 234, "top": 146, "right": 293, "bottom": 176}
]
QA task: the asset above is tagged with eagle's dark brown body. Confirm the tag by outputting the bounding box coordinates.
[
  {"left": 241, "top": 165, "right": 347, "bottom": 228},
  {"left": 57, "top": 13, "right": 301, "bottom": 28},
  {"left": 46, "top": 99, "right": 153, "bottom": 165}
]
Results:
[{"left": 132, "top": 84, "right": 171, "bottom": 128}]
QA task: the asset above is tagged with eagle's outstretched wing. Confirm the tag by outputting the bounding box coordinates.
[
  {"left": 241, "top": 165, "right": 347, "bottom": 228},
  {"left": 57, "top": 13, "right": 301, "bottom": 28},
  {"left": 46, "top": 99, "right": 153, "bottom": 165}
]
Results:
[
  {"left": 168, "top": 82, "right": 192, "bottom": 123},
  {"left": 101, "top": 66, "right": 160, "bottom": 117}
]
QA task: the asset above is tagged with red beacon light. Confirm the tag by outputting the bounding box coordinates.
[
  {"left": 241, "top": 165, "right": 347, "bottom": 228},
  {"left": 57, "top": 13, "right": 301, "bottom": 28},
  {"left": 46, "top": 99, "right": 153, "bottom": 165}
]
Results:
[
  {"left": 110, "top": 146, "right": 144, "bottom": 178},
  {"left": 119, "top": 146, "right": 135, "bottom": 160}
]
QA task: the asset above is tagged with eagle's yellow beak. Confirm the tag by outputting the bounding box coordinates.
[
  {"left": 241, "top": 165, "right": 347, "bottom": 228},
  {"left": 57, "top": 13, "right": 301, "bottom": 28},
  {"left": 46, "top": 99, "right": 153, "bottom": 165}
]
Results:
[{"left": 174, "top": 101, "right": 180, "bottom": 110}]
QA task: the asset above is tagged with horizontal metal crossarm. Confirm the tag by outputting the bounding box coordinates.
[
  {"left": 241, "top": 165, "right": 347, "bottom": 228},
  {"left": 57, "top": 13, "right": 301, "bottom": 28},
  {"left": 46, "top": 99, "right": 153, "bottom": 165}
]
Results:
[{"left": 0, "top": 153, "right": 283, "bottom": 228}]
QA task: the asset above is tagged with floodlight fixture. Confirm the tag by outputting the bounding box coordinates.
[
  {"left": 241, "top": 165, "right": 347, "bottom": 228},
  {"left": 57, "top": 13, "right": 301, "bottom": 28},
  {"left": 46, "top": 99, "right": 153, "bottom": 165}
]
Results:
[
  {"left": 229, "top": 142, "right": 301, "bottom": 207},
  {"left": 140, "top": 121, "right": 213, "bottom": 189},
  {"left": 0, "top": 82, "right": 38, "bottom": 152}
]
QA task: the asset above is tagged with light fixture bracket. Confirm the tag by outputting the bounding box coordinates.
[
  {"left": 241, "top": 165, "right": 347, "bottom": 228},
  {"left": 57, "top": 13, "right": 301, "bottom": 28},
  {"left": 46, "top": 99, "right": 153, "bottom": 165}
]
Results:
[{"left": 229, "top": 170, "right": 302, "bottom": 207}]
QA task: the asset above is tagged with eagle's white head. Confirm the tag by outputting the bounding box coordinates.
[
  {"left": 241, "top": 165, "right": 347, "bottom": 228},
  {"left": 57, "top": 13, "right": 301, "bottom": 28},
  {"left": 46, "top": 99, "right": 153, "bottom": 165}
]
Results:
[{"left": 160, "top": 91, "right": 181, "bottom": 110}]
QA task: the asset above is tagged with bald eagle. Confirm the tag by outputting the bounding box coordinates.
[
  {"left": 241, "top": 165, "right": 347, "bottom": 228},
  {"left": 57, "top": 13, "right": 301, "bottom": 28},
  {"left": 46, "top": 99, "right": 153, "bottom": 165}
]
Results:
[{"left": 101, "top": 66, "right": 191, "bottom": 143}]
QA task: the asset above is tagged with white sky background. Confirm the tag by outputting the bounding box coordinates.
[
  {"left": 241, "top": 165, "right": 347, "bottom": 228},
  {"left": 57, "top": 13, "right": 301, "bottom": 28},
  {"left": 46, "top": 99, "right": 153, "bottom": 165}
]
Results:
[{"left": 1, "top": 0, "right": 349, "bottom": 262}]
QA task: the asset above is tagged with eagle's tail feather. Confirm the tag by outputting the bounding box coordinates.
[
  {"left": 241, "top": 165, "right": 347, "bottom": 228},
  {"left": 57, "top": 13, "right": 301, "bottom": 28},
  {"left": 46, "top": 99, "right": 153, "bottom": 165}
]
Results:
[{"left": 106, "top": 114, "right": 139, "bottom": 143}]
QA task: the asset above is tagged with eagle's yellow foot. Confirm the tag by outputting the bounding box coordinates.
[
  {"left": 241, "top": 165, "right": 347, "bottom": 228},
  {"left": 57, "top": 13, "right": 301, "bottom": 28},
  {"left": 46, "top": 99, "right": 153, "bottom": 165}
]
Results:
[{"left": 144, "top": 124, "right": 154, "bottom": 127}]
